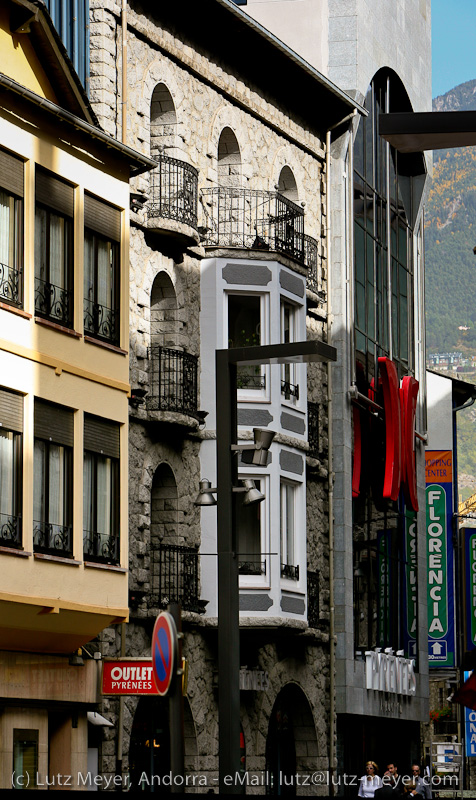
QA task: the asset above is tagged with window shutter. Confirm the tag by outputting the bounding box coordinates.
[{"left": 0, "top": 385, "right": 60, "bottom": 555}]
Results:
[
  {"left": 36, "top": 168, "right": 74, "bottom": 217},
  {"left": 84, "top": 414, "right": 120, "bottom": 458},
  {"left": 84, "top": 193, "right": 121, "bottom": 242},
  {"left": 0, "top": 388, "right": 23, "bottom": 432},
  {"left": 0, "top": 148, "right": 24, "bottom": 198},
  {"left": 34, "top": 399, "right": 73, "bottom": 447}
]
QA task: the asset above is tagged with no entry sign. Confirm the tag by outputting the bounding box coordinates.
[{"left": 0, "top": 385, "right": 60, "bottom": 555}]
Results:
[{"left": 152, "top": 611, "right": 178, "bottom": 696}]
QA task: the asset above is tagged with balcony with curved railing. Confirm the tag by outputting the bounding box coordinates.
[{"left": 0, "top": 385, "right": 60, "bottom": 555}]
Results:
[
  {"left": 35, "top": 277, "right": 73, "bottom": 328},
  {"left": 147, "top": 155, "right": 199, "bottom": 242},
  {"left": 83, "top": 530, "right": 119, "bottom": 565},
  {"left": 34, "top": 520, "right": 73, "bottom": 558},
  {"left": 0, "top": 512, "right": 21, "bottom": 548},
  {"left": 0, "top": 262, "right": 22, "bottom": 308},
  {"left": 84, "top": 299, "right": 119, "bottom": 345},
  {"left": 199, "top": 187, "right": 305, "bottom": 264},
  {"left": 153, "top": 543, "right": 206, "bottom": 614},
  {"left": 147, "top": 345, "right": 199, "bottom": 425}
]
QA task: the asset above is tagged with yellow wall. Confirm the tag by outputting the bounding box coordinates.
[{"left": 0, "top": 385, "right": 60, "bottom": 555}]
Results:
[
  {"left": 0, "top": 82, "right": 131, "bottom": 651},
  {"left": 0, "top": 6, "right": 59, "bottom": 103}
]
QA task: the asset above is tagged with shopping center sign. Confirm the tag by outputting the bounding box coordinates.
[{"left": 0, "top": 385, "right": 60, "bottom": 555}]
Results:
[
  {"left": 364, "top": 649, "right": 416, "bottom": 695},
  {"left": 102, "top": 659, "right": 159, "bottom": 695}
]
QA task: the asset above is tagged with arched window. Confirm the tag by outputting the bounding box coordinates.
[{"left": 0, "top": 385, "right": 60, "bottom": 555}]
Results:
[
  {"left": 277, "top": 166, "right": 299, "bottom": 203},
  {"left": 150, "top": 271, "right": 179, "bottom": 349},
  {"left": 217, "top": 127, "right": 241, "bottom": 188},
  {"left": 150, "top": 463, "right": 179, "bottom": 555},
  {"left": 150, "top": 84, "right": 177, "bottom": 156}
]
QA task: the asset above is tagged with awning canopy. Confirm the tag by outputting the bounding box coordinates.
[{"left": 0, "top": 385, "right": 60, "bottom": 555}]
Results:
[
  {"left": 379, "top": 110, "right": 476, "bottom": 153},
  {"left": 87, "top": 711, "right": 113, "bottom": 727}
]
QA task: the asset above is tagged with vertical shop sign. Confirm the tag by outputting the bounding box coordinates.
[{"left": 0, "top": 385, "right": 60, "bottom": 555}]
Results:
[
  {"left": 425, "top": 451, "right": 455, "bottom": 667},
  {"left": 464, "top": 530, "right": 476, "bottom": 651},
  {"left": 464, "top": 672, "right": 476, "bottom": 756},
  {"left": 403, "top": 511, "right": 417, "bottom": 658}
]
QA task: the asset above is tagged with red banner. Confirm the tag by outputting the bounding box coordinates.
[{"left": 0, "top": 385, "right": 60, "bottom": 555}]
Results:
[{"left": 102, "top": 660, "right": 159, "bottom": 695}]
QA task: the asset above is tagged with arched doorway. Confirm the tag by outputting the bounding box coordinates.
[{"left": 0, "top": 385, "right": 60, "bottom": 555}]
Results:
[
  {"left": 217, "top": 127, "right": 241, "bottom": 188},
  {"left": 150, "top": 84, "right": 177, "bottom": 156},
  {"left": 277, "top": 166, "right": 299, "bottom": 202},
  {"left": 265, "top": 684, "right": 317, "bottom": 796},
  {"left": 129, "top": 696, "right": 171, "bottom": 792}
]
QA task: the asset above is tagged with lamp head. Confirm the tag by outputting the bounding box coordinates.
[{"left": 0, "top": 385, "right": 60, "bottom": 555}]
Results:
[
  {"left": 194, "top": 479, "right": 217, "bottom": 506},
  {"left": 241, "top": 479, "right": 265, "bottom": 505}
]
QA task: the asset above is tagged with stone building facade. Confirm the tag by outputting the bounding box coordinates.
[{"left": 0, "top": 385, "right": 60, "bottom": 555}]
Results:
[{"left": 85, "top": 0, "right": 360, "bottom": 792}]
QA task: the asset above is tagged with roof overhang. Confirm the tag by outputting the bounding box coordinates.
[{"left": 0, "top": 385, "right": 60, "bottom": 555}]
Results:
[
  {"left": 0, "top": 72, "right": 156, "bottom": 177},
  {"left": 380, "top": 110, "right": 476, "bottom": 152}
]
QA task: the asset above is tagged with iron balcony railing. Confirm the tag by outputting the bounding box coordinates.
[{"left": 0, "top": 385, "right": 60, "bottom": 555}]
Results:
[
  {"left": 148, "top": 155, "right": 199, "bottom": 229},
  {"left": 200, "top": 187, "right": 305, "bottom": 264},
  {"left": 155, "top": 543, "right": 205, "bottom": 614},
  {"left": 84, "top": 299, "right": 119, "bottom": 345},
  {"left": 281, "top": 563, "right": 300, "bottom": 580},
  {"left": 148, "top": 346, "right": 198, "bottom": 417},
  {"left": 281, "top": 379, "right": 299, "bottom": 401},
  {"left": 83, "top": 530, "right": 120, "bottom": 565},
  {"left": 307, "top": 401, "right": 320, "bottom": 459},
  {"left": 34, "top": 521, "right": 73, "bottom": 558},
  {"left": 238, "top": 559, "right": 266, "bottom": 576},
  {"left": 304, "top": 234, "right": 320, "bottom": 293},
  {"left": 0, "top": 262, "right": 22, "bottom": 307},
  {"left": 35, "top": 277, "right": 73, "bottom": 328},
  {"left": 0, "top": 512, "right": 21, "bottom": 548},
  {"left": 307, "top": 570, "right": 320, "bottom": 628}
]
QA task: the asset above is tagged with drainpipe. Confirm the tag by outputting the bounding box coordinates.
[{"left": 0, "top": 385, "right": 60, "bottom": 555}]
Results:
[
  {"left": 116, "top": 622, "right": 126, "bottom": 787},
  {"left": 326, "top": 126, "right": 336, "bottom": 797},
  {"left": 122, "top": 0, "right": 128, "bottom": 145},
  {"left": 325, "top": 110, "right": 356, "bottom": 797}
]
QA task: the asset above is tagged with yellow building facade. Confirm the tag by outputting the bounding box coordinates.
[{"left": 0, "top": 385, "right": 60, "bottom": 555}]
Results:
[{"left": 0, "top": 0, "right": 153, "bottom": 788}]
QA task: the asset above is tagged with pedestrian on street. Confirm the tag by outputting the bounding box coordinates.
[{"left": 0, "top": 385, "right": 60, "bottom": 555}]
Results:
[{"left": 358, "top": 761, "right": 382, "bottom": 798}]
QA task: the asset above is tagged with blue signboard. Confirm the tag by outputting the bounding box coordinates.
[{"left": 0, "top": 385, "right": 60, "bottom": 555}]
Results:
[{"left": 464, "top": 671, "right": 476, "bottom": 756}]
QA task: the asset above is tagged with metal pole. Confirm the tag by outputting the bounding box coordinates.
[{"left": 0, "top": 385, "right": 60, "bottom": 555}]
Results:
[
  {"left": 216, "top": 350, "right": 241, "bottom": 794},
  {"left": 168, "top": 602, "right": 185, "bottom": 792}
]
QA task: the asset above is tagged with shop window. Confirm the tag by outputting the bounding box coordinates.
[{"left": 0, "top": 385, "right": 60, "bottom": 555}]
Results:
[
  {"left": 13, "top": 729, "right": 38, "bottom": 790},
  {"left": 228, "top": 294, "right": 265, "bottom": 391},
  {"left": 237, "top": 478, "right": 264, "bottom": 577},
  {"left": 83, "top": 193, "right": 120, "bottom": 346},
  {"left": 35, "top": 168, "right": 74, "bottom": 328},
  {"left": 0, "top": 148, "right": 23, "bottom": 308},
  {"left": 280, "top": 482, "right": 299, "bottom": 580},
  {"left": 83, "top": 414, "right": 120, "bottom": 564},
  {"left": 0, "top": 388, "right": 22, "bottom": 548},
  {"left": 33, "top": 400, "right": 73, "bottom": 558}
]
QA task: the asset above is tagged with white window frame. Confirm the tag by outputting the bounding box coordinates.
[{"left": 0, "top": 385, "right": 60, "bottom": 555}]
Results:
[
  {"left": 280, "top": 479, "right": 302, "bottom": 587},
  {"left": 226, "top": 291, "right": 270, "bottom": 402},
  {"left": 237, "top": 474, "right": 269, "bottom": 589}
]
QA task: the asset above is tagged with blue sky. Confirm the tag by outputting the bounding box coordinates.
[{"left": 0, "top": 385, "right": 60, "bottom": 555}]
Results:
[{"left": 432, "top": 0, "right": 476, "bottom": 98}]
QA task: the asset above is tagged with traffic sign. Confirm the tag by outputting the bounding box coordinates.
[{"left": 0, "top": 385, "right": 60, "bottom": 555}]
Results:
[{"left": 151, "top": 612, "right": 178, "bottom": 696}]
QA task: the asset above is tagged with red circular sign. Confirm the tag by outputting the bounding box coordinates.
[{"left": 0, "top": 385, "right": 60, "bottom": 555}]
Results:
[{"left": 151, "top": 612, "right": 177, "bottom": 696}]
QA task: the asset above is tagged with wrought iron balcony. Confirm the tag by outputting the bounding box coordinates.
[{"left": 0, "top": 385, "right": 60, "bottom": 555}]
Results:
[
  {"left": 304, "top": 234, "right": 325, "bottom": 302},
  {"left": 0, "top": 261, "right": 22, "bottom": 307},
  {"left": 307, "top": 401, "right": 320, "bottom": 459},
  {"left": 148, "top": 346, "right": 198, "bottom": 418},
  {"left": 238, "top": 559, "right": 266, "bottom": 576},
  {"left": 34, "top": 520, "right": 72, "bottom": 557},
  {"left": 35, "top": 277, "right": 72, "bottom": 328},
  {"left": 155, "top": 543, "right": 205, "bottom": 614},
  {"left": 200, "top": 187, "right": 305, "bottom": 263},
  {"left": 0, "top": 512, "right": 21, "bottom": 548},
  {"left": 307, "top": 570, "right": 320, "bottom": 628},
  {"left": 281, "top": 379, "right": 299, "bottom": 401},
  {"left": 148, "top": 155, "right": 199, "bottom": 229},
  {"left": 83, "top": 530, "right": 119, "bottom": 565},
  {"left": 84, "top": 299, "right": 119, "bottom": 345},
  {"left": 281, "top": 563, "right": 300, "bottom": 580}
]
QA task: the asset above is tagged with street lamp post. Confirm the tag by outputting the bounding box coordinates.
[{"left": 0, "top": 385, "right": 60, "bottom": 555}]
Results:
[{"left": 215, "top": 339, "right": 336, "bottom": 794}]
